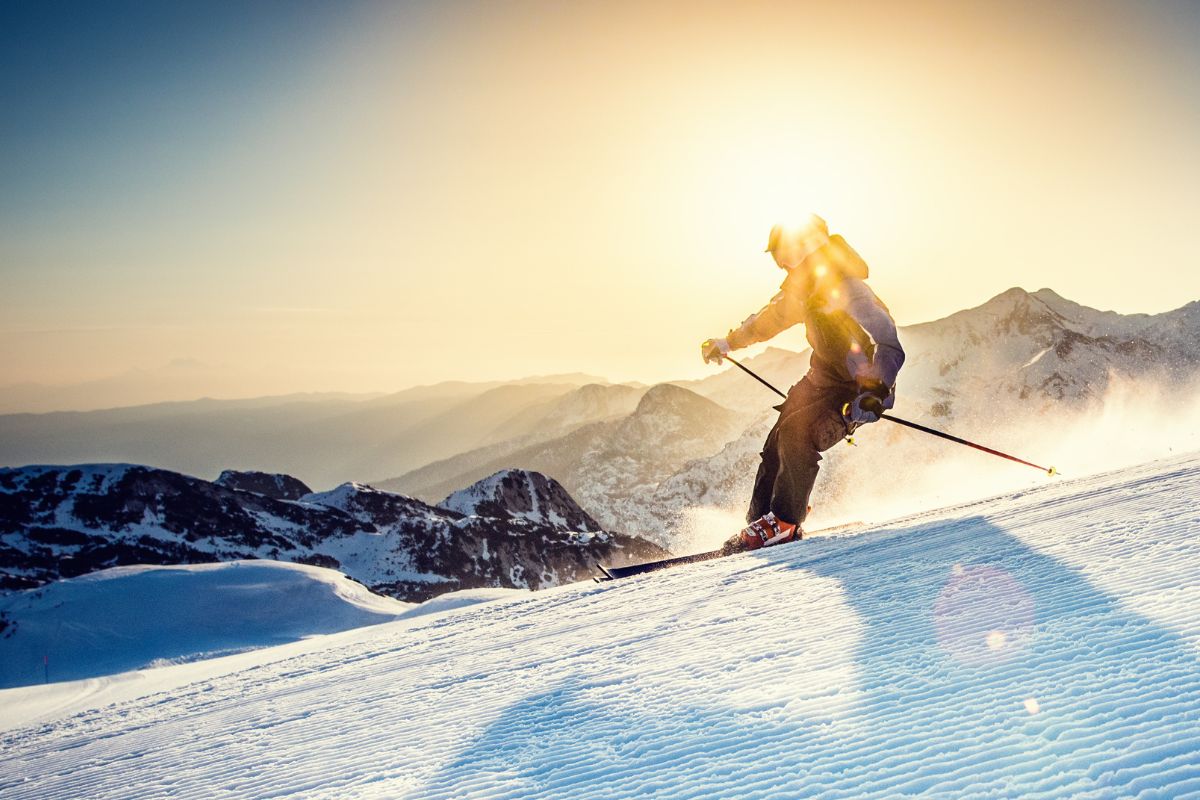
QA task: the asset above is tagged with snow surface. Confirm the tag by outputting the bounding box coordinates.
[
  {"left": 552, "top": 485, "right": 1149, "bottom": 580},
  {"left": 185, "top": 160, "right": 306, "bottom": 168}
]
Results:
[
  {"left": 3, "top": 452, "right": 1200, "bottom": 798},
  {"left": 0, "top": 561, "right": 411, "bottom": 689}
]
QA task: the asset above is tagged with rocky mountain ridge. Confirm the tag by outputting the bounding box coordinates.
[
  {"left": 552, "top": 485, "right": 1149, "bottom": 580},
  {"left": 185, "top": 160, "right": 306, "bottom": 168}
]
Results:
[
  {"left": 439, "top": 470, "right": 603, "bottom": 533},
  {"left": 214, "top": 470, "right": 312, "bottom": 500},
  {"left": 0, "top": 465, "right": 664, "bottom": 601}
]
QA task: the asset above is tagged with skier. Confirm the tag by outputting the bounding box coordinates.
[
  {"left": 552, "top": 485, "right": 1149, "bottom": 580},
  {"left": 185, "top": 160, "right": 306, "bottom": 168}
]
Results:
[{"left": 702, "top": 215, "right": 905, "bottom": 553}]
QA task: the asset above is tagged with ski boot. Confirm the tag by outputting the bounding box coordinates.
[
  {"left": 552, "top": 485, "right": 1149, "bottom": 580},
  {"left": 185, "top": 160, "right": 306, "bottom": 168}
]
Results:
[{"left": 721, "top": 512, "right": 800, "bottom": 555}]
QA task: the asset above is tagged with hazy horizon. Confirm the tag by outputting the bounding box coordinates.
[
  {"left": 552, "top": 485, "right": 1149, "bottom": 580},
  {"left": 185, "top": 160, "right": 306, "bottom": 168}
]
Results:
[
  {"left": 4, "top": 1, "right": 1199, "bottom": 401},
  {"left": 1, "top": 282, "right": 1192, "bottom": 414}
]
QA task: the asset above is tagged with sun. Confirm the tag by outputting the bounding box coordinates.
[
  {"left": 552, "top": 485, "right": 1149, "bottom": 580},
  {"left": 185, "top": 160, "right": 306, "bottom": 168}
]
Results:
[{"left": 672, "top": 120, "right": 885, "bottom": 253}]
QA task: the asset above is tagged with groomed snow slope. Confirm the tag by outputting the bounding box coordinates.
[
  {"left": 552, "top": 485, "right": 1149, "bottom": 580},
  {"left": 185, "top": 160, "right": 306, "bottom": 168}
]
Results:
[
  {"left": 0, "top": 561, "right": 411, "bottom": 689},
  {"left": 3, "top": 452, "right": 1200, "bottom": 798}
]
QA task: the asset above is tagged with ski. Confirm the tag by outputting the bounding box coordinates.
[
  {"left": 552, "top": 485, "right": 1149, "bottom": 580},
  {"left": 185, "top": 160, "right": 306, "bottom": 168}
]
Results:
[
  {"left": 594, "top": 521, "right": 862, "bottom": 582},
  {"left": 594, "top": 546, "right": 733, "bottom": 581}
]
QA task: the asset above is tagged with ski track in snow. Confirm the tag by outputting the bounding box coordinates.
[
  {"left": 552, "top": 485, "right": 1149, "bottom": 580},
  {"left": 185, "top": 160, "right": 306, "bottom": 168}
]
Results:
[{"left": 3, "top": 453, "right": 1200, "bottom": 798}]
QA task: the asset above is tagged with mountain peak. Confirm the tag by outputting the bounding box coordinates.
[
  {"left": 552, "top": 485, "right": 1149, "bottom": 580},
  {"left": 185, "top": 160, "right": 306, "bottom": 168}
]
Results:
[
  {"left": 977, "top": 286, "right": 1047, "bottom": 313},
  {"left": 1030, "top": 287, "right": 1065, "bottom": 302},
  {"left": 439, "top": 469, "right": 602, "bottom": 532},
  {"left": 300, "top": 481, "right": 413, "bottom": 514},
  {"left": 634, "top": 383, "right": 723, "bottom": 416},
  {"left": 215, "top": 470, "right": 311, "bottom": 501},
  {"left": 936, "top": 286, "right": 1068, "bottom": 331}
]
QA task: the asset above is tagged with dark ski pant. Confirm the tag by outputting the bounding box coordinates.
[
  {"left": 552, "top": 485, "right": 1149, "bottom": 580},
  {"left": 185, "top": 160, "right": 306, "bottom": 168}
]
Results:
[{"left": 747, "top": 365, "right": 859, "bottom": 527}]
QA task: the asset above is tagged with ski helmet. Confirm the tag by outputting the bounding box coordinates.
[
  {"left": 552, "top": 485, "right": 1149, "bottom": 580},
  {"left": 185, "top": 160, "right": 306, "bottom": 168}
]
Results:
[{"left": 765, "top": 214, "right": 828, "bottom": 253}]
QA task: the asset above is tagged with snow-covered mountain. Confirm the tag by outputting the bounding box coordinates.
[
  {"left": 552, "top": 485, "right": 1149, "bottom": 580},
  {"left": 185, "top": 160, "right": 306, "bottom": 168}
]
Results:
[
  {"left": 899, "top": 287, "right": 1200, "bottom": 418},
  {"left": 676, "top": 287, "right": 1200, "bottom": 423},
  {"left": 440, "top": 470, "right": 603, "bottom": 532},
  {"left": 3, "top": 451, "right": 1198, "bottom": 798},
  {"left": 0, "top": 465, "right": 664, "bottom": 601}
]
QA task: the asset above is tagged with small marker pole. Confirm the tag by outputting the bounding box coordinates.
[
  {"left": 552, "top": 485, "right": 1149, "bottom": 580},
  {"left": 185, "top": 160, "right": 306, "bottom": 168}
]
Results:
[{"left": 44, "top": 654, "right": 49, "bottom": 684}]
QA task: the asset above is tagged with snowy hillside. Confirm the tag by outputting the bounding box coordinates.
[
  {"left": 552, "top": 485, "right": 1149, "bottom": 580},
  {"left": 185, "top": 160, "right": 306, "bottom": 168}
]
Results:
[
  {"left": 0, "top": 465, "right": 665, "bottom": 601},
  {"left": 0, "top": 561, "right": 410, "bottom": 689},
  {"left": 2, "top": 452, "right": 1198, "bottom": 798}
]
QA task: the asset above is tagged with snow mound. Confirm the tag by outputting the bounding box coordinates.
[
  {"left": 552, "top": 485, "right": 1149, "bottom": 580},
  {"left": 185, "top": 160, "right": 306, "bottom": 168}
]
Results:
[
  {"left": 0, "top": 560, "right": 410, "bottom": 689},
  {"left": 3, "top": 452, "right": 1200, "bottom": 798}
]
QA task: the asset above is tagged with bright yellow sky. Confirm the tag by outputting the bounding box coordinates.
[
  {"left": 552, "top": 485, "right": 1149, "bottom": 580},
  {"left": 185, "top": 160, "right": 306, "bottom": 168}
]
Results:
[{"left": 3, "top": 0, "right": 1199, "bottom": 396}]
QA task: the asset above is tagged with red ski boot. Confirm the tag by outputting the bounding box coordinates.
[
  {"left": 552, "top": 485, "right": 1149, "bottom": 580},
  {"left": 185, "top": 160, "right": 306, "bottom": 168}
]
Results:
[{"left": 721, "top": 512, "right": 799, "bottom": 555}]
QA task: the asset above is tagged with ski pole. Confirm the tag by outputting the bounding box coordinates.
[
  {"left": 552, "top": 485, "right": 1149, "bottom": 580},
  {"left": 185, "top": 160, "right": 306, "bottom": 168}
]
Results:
[
  {"left": 875, "top": 414, "right": 1057, "bottom": 475},
  {"left": 723, "top": 355, "right": 1057, "bottom": 476},
  {"left": 726, "top": 355, "right": 788, "bottom": 400}
]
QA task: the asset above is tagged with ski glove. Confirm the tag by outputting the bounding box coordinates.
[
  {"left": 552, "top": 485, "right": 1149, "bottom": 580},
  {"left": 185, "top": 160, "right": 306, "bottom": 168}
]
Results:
[
  {"left": 701, "top": 337, "right": 730, "bottom": 365},
  {"left": 844, "top": 384, "right": 892, "bottom": 426}
]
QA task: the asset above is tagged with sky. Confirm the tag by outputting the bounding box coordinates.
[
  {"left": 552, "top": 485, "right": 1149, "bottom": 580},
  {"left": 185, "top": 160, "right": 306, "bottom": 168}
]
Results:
[{"left": 2, "top": 0, "right": 1199, "bottom": 400}]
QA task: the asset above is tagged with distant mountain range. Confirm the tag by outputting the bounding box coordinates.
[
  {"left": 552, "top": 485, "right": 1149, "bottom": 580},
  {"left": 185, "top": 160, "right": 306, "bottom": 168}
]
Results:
[
  {"left": 378, "top": 383, "right": 745, "bottom": 536},
  {"left": 0, "top": 362, "right": 613, "bottom": 416},
  {"left": 0, "top": 359, "right": 384, "bottom": 415},
  {"left": 0, "top": 374, "right": 639, "bottom": 489},
  {"left": 0, "top": 465, "right": 665, "bottom": 601}
]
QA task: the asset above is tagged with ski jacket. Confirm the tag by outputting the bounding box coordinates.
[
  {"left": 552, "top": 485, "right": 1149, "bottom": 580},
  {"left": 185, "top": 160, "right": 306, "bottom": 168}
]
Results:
[{"left": 725, "top": 235, "right": 905, "bottom": 392}]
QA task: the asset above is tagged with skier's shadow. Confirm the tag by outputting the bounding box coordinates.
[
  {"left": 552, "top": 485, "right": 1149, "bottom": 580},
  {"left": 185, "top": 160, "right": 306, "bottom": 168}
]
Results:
[{"left": 413, "top": 516, "right": 1200, "bottom": 799}]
